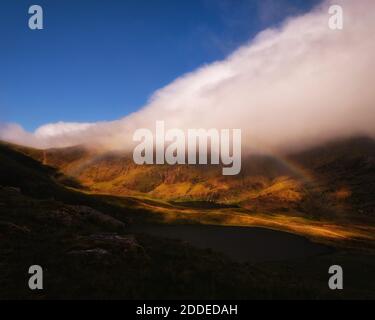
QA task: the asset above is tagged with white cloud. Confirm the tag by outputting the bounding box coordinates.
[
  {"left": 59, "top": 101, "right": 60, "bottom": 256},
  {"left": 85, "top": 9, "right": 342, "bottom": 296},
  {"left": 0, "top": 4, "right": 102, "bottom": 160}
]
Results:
[
  {"left": 1, "top": 0, "right": 375, "bottom": 153},
  {"left": 34, "top": 122, "right": 95, "bottom": 138}
]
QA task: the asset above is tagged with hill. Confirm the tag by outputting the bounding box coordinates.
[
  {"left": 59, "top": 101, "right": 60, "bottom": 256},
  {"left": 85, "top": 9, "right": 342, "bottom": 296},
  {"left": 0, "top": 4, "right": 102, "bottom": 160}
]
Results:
[
  {"left": 1, "top": 139, "right": 375, "bottom": 299},
  {"left": 26, "top": 136, "right": 374, "bottom": 223}
]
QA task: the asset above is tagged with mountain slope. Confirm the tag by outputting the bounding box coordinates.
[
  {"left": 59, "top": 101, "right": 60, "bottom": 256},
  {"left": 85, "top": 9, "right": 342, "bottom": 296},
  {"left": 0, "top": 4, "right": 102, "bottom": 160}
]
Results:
[
  {"left": 26, "top": 136, "right": 374, "bottom": 223},
  {"left": 1, "top": 139, "right": 375, "bottom": 299}
]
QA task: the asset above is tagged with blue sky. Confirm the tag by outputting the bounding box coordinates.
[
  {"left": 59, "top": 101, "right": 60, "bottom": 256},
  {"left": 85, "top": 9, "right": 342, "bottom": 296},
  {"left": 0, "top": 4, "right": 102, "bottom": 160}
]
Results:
[{"left": 0, "top": 0, "right": 321, "bottom": 131}]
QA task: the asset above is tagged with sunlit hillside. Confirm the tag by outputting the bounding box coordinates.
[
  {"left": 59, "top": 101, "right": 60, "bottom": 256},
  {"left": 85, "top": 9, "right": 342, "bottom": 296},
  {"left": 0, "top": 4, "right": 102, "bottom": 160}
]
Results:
[
  {"left": 16, "top": 136, "right": 373, "bottom": 221},
  {"left": 1, "top": 138, "right": 375, "bottom": 299}
]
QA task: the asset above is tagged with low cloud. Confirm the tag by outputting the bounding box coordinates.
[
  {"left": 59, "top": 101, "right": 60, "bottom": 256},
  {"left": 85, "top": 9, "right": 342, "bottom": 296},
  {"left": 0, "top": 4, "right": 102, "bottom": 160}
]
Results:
[{"left": 1, "top": 0, "right": 375, "bottom": 153}]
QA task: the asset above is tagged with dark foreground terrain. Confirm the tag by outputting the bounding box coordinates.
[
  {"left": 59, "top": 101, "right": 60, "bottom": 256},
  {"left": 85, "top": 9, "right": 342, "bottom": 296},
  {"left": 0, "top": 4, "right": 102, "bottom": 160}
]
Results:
[
  {"left": 0, "top": 141, "right": 375, "bottom": 299},
  {"left": 128, "top": 224, "right": 331, "bottom": 263}
]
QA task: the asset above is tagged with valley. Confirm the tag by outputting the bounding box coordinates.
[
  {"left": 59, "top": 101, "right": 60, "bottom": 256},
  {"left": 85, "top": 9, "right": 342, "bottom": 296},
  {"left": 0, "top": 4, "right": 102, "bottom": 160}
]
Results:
[
  {"left": 1, "top": 137, "right": 375, "bottom": 299},
  {"left": 18, "top": 135, "right": 375, "bottom": 248}
]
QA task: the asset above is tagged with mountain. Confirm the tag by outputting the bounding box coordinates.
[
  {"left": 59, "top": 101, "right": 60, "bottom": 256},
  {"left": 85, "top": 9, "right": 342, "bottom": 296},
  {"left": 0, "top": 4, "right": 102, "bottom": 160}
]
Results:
[
  {"left": 20, "top": 136, "right": 374, "bottom": 223},
  {"left": 0, "top": 142, "right": 278, "bottom": 299},
  {"left": 290, "top": 136, "right": 375, "bottom": 218},
  {"left": 1, "top": 138, "right": 375, "bottom": 299}
]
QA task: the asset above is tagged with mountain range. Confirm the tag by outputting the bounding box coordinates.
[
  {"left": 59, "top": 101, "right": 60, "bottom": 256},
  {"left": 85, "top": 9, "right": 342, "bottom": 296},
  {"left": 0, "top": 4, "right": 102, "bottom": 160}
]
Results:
[{"left": 1, "top": 136, "right": 375, "bottom": 299}]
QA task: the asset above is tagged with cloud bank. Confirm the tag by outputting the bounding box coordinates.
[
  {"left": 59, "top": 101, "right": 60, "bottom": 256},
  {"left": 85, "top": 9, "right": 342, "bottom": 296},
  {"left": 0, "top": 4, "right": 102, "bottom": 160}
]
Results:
[{"left": 1, "top": 0, "right": 375, "bottom": 154}]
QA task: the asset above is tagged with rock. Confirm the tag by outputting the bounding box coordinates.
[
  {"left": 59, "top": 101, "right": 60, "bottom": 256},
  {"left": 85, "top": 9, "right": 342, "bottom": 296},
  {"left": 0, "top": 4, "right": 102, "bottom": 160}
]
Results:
[
  {"left": 71, "top": 233, "right": 143, "bottom": 256},
  {"left": 68, "top": 248, "right": 110, "bottom": 256},
  {"left": 46, "top": 205, "right": 126, "bottom": 230},
  {"left": 1, "top": 186, "right": 21, "bottom": 194},
  {"left": 0, "top": 221, "right": 31, "bottom": 235},
  {"left": 68, "top": 205, "right": 126, "bottom": 230},
  {"left": 83, "top": 233, "right": 139, "bottom": 249}
]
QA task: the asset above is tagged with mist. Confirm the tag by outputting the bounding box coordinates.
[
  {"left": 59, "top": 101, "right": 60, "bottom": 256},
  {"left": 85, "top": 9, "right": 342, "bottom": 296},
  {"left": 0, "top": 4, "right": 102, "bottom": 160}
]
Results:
[{"left": 1, "top": 0, "right": 375, "bottom": 154}]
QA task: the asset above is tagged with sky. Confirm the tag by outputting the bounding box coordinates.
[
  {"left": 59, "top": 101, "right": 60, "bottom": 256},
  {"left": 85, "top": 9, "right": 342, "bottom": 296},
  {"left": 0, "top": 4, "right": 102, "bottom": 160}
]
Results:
[
  {"left": 1, "top": 0, "right": 374, "bottom": 154},
  {"left": 0, "top": 0, "right": 321, "bottom": 131}
]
